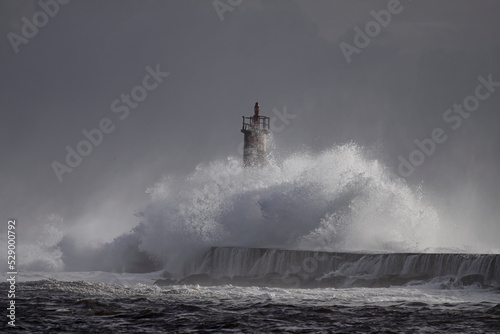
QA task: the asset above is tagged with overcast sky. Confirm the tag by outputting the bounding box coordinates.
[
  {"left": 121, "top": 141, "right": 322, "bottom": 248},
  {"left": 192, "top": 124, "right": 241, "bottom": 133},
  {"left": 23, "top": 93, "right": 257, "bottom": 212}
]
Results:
[{"left": 1, "top": 0, "right": 499, "bottom": 245}]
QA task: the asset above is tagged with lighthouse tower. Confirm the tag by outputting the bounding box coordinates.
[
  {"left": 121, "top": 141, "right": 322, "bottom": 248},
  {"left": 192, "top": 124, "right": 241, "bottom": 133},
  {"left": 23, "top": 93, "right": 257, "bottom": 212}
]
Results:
[{"left": 241, "top": 102, "right": 270, "bottom": 167}]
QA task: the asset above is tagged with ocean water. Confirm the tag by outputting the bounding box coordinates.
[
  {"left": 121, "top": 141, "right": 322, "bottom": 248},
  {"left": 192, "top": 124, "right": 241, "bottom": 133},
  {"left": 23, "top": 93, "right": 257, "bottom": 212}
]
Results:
[
  {"left": 2, "top": 269, "right": 499, "bottom": 333},
  {"left": 3, "top": 144, "right": 499, "bottom": 332}
]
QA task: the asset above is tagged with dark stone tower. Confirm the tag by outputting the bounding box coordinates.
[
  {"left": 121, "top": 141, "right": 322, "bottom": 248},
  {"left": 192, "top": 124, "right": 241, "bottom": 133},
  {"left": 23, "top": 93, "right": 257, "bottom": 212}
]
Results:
[{"left": 241, "top": 102, "right": 270, "bottom": 167}]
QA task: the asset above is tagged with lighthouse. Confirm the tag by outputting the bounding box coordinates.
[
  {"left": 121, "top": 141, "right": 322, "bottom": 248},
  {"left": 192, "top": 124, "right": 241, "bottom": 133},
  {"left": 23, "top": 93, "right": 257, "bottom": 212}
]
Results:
[{"left": 241, "top": 102, "right": 270, "bottom": 167}]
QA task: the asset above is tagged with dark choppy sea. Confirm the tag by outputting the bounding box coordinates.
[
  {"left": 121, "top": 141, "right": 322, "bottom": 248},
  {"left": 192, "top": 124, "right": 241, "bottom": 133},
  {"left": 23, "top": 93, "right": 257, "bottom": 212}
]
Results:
[{"left": 1, "top": 272, "right": 499, "bottom": 333}]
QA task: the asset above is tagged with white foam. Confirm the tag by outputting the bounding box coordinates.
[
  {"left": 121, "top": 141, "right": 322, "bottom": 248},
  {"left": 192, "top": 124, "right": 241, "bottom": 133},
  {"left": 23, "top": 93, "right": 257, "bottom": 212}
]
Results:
[
  {"left": 9, "top": 271, "right": 499, "bottom": 306},
  {"left": 7, "top": 143, "right": 489, "bottom": 274},
  {"left": 136, "top": 143, "right": 448, "bottom": 274}
]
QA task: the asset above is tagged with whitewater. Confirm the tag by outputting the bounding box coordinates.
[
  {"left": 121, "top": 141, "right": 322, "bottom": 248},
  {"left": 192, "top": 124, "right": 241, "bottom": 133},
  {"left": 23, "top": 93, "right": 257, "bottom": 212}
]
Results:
[{"left": 2, "top": 143, "right": 499, "bottom": 332}]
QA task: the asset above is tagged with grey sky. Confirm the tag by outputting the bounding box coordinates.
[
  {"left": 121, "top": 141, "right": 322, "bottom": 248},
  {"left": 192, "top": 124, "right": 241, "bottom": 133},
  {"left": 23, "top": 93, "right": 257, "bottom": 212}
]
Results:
[{"left": 1, "top": 0, "right": 499, "bottom": 246}]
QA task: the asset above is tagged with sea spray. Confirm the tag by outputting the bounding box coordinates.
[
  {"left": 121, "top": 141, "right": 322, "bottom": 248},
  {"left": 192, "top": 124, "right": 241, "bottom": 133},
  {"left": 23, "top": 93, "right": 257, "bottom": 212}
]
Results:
[
  {"left": 136, "top": 143, "right": 441, "bottom": 275},
  {"left": 11, "top": 143, "right": 445, "bottom": 274},
  {"left": 0, "top": 214, "right": 65, "bottom": 272}
]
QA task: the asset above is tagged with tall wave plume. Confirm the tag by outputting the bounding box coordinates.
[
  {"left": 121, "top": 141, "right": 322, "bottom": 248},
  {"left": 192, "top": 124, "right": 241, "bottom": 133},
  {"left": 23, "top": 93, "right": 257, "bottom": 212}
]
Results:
[
  {"left": 129, "top": 143, "right": 443, "bottom": 275},
  {"left": 15, "top": 143, "right": 481, "bottom": 274}
]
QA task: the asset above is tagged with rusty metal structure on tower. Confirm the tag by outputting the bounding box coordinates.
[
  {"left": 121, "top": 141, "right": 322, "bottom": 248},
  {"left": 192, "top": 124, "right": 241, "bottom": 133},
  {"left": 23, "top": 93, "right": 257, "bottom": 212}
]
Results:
[{"left": 241, "top": 102, "right": 270, "bottom": 167}]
